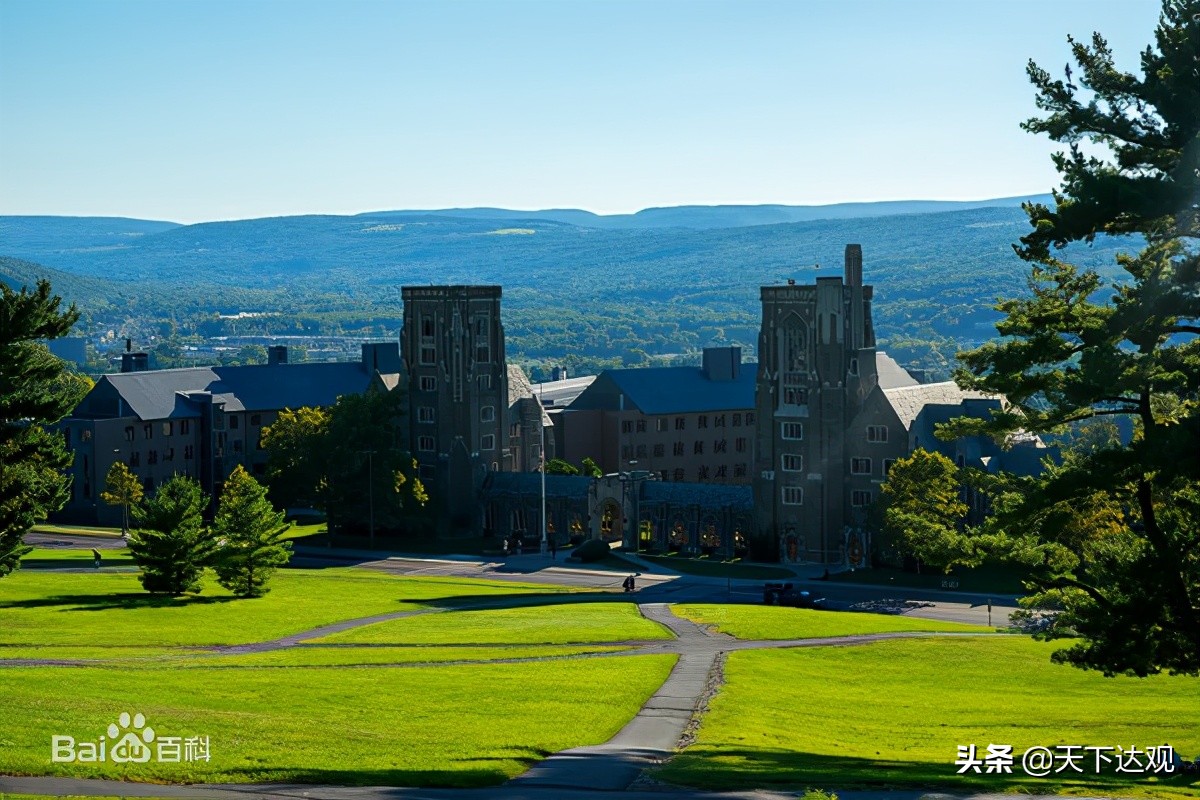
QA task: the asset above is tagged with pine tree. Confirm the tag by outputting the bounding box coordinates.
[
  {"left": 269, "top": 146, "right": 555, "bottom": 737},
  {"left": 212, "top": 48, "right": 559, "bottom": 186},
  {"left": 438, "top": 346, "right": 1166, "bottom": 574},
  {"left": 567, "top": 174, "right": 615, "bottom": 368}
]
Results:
[
  {"left": 1, "top": 280, "right": 84, "bottom": 578},
  {"left": 212, "top": 465, "right": 292, "bottom": 597},
  {"left": 100, "top": 461, "right": 143, "bottom": 537},
  {"left": 127, "top": 475, "right": 215, "bottom": 595},
  {"left": 947, "top": 0, "right": 1199, "bottom": 675}
]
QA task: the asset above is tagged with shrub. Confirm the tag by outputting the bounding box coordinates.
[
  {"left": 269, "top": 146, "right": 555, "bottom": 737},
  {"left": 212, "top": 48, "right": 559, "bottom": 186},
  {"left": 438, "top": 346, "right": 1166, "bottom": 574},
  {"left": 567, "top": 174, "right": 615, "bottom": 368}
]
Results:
[{"left": 572, "top": 538, "right": 611, "bottom": 562}]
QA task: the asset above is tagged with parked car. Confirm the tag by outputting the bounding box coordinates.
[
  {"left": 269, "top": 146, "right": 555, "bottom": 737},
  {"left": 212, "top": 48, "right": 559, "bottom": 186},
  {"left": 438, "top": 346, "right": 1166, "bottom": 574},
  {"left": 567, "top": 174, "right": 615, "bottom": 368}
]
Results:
[{"left": 763, "top": 582, "right": 827, "bottom": 609}]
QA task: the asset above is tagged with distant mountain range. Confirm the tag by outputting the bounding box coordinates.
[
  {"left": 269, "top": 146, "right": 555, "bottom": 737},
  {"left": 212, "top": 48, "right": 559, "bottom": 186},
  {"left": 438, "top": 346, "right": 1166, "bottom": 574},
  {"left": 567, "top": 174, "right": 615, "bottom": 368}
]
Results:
[{"left": 0, "top": 194, "right": 1133, "bottom": 378}]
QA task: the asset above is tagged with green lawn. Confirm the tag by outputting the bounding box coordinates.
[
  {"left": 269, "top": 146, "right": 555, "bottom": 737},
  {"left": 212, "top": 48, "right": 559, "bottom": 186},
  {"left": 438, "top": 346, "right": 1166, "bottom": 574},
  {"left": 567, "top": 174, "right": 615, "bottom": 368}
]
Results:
[
  {"left": 29, "top": 524, "right": 123, "bottom": 538},
  {"left": 656, "top": 638, "right": 1200, "bottom": 799},
  {"left": 672, "top": 603, "right": 995, "bottom": 639},
  {"left": 0, "top": 655, "right": 676, "bottom": 786},
  {"left": 0, "top": 568, "right": 574, "bottom": 648},
  {"left": 313, "top": 602, "right": 672, "bottom": 645}
]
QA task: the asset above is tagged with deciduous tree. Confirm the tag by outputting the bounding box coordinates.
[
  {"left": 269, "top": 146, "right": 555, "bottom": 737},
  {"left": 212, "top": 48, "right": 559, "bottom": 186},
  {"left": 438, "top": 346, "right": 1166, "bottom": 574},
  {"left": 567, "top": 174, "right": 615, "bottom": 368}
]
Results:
[
  {"left": 0, "top": 280, "right": 83, "bottom": 578},
  {"left": 880, "top": 449, "right": 970, "bottom": 573},
  {"left": 212, "top": 465, "right": 292, "bottom": 597},
  {"left": 100, "top": 461, "right": 143, "bottom": 537},
  {"left": 947, "top": 0, "right": 1199, "bottom": 675}
]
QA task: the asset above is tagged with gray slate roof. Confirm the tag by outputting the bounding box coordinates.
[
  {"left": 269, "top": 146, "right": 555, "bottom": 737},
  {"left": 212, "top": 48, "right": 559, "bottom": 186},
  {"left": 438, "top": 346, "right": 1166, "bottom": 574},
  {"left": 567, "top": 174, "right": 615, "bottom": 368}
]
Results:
[
  {"left": 506, "top": 364, "right": 553, "bottom": 426},
  {"left": 97, "top": 362, "right": 376, "bottom": 420},
  {"left": 876, "top": 351, "right": 919, "bottom": 389},
  {"left": 483, "top": 472, "right": 592, "bottom": 498},
  {"left": 641, "top": 481, "right": 753, "bottom": 509},
  {"left": 569, "top": 365, "right": 757, "bottom": 415},
  {"left": 882, "top": 381, "right": 995, "bottom": 430}
]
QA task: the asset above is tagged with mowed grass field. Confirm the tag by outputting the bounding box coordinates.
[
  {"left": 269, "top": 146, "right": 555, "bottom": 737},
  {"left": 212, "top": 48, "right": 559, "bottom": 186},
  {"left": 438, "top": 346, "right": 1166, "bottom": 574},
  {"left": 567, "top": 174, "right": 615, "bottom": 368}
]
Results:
[
  {"left": 656, "top": 637, "right": 1200, "bottom": 799},
  {"left": 672, "top": 603, "right": 995, "bottom": 639},
  {"left": 0, "top": 655, "right": 677, "bottom": 786},
  {"left": 0, "top": 566, "right": 575, "bottom": 649},
  {"left": 314, "top": 602, "right": 672, "bottom": 645},
  {"left": 0, "top": 563, "right": 675, "bottom": 786}
]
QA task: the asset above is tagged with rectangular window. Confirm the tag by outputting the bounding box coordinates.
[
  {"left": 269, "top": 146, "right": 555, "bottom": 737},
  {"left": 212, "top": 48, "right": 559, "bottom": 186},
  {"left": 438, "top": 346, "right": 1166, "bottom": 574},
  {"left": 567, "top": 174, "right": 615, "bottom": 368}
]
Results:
[
  {"left": 635, "top": 419, "right": 646, "bottom": 433},
  {"left": 716, "top": 465, "right": 727, "bottom": 478},
  {"left": 735, "top": 437, "right": 747, "bottom": 453},
  {"left": 125, "top": 426, "right": 135, "bottom": 442},
  {"left": 421, "top": 317, "right": 435, "bottom": 338},
  {"left": 250, "top": 414, "right": 262, "bottom": 426},
  {"left": 852, "top": 490, "right": 872, "bottom": 507},
  {"left": 180, "top": 420, "right": 190, "bottom": 435},
  {"left": 480, "top": 406, "right": 495, "bottom": 422},
  {"left": 653, "top": 443, "right": 665, "bottom": 458},
  {"left": 621, "top": 420, "right": 633, "bottom": 434},
  {"left": 635, "top": 444, "right": 647, "bottom": 459},
  {"left": 476, "top": 346, "right": 490, "bottom": 363},
  {"left": 782, "top": 454, "right": 803, "bottom": 472},
  {"left": 746, "top": 412, "right": 755, "bottom": 425},
  {"left": 851, "top": 458, "right": 872, "bottom": 475},
  {"left": 418, "top": 406, "right": 435, "bottom": 423},
  {"left": 184, "top": 445, "right": 194, "bottom": 460},
  {"left": 475, "top": 317, "right": 487, "bottom": 337},
  {"left": 622, "top": 444, "right": 633, "bottom": 460},
  {"left": 164, "top": 447, "right": 174, "bottom": 461},
  {"left": 693, "top": 440, "right": 704, "bottom": 455},
  {"left": 698, "top": 465, "right": 709, "bottom": 480},
  {"left": 734, "top": 463, "right": 747, "bottom": 478},
  {"left": 783, "top": 387, "right": 808, "bottom": 405},
  {"left": 698, "top": 415, "right": 708, "bottom": 429},
  {"left": 129, "top": 452, "right": 141, "bottom": 467},
  {"left": 732, "top": 413, "right": 742, "bottom": 427},
  {"left": 419, "top": 375, "right": 437, "bottom": 392},
  {"left": 782, "top": 486, "right": 804, "bottom": 505},
  {"left": 867, "top": 425, "right": 889, "bottom": 443},
  {"left": 143, "top": 424, "right": 153, "bottom": 440},
  {"left": 675, "top": 417, "right": 686, "bottom": 431},
  {"left": 418, "top": 436, "right": 435, "bottom": 452},
  {"left": 660, "top": 470, "right": 669, "bottom": 481},
  {"left": 148, "top": 450, "right": 158, "bottom": 465},
  {"left": 420, "top": 346, "right": 437, "bottom": 365},
  {"left": 673, "top": 468, "right": 685, "bottom": 481},
  {"left": 673, "top": 442, "right": 685, "bottom": 456},
  {"left": 229, "top": 415, "right": 239, "bottom": 430},
  {"left": 714, "top": 414, "right": 726, "bottom": 428},
  {"left": 481, "top": 434, "right": 495, "bottom": 451},
  {"left": 161, "top": 421, "right": 173, "bottom": 437},
  {"left": 656, "top": 418, "right": 668, "bottom": 432},
  {"left": 713, "top": 439, "right": 727, "bottom": 454},
  {"left": 478, "top": 374, "right": 492, "bottom": 390},
  {"left": 782, "top": 422, "right": 804, "bottom": 440}
]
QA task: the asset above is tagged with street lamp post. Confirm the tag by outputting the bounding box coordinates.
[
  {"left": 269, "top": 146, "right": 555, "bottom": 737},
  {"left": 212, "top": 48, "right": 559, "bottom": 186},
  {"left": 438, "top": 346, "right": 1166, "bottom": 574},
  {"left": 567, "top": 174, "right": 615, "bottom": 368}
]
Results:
[{"left": 539, "top": 381, "right": 548, "bottom": 556}]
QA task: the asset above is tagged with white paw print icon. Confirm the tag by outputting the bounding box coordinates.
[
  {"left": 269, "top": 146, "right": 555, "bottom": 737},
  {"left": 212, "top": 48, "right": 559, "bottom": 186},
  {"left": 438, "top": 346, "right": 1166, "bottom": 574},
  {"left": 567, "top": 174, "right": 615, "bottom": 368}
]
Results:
[{"left": 108, "top": 712, "right": 155, "bottom": 763}]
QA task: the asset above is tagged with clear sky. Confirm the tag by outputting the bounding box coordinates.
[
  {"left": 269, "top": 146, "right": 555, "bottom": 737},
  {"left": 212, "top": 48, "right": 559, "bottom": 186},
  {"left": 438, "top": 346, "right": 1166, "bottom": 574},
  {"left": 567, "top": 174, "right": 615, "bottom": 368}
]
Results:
[{"left": 0, "top": 0, "right": 1162, "bottom": 224}]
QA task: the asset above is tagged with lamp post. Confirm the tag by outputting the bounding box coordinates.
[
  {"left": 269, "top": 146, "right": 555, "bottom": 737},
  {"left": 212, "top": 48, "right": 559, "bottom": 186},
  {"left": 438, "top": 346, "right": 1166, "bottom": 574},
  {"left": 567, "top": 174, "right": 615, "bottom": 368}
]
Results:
[
  {"left": 360, "top": 449, "right": 376, "bottom": 547},
  {"left": 539, "top": 382, "right": 548, "bottom": 556}
]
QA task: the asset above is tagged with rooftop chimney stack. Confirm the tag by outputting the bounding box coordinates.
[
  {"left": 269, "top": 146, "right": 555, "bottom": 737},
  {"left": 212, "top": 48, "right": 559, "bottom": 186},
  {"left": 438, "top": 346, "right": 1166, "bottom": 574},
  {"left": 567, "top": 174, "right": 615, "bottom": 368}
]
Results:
[{"left": 844, "top": 244, "right": 863, "bottom": 287}]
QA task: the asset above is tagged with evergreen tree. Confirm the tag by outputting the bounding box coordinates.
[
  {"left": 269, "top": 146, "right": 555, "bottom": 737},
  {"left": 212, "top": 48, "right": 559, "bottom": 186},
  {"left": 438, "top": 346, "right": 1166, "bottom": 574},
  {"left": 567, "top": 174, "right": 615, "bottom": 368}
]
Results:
[
  {"left": 1, "top": 280, "right": 83, "bottom": 578},
  {"left": 127, "top": 476, "right": 215, "bottom": 595},
  {"left": 212, "top": 465, "right": 292, "bottom": 597},
  {"left": 947, "top": 0, "right": 1199, "bottom": 675},
  {"left": 100, "top": 461, "right": 143, "bottom": 537}
]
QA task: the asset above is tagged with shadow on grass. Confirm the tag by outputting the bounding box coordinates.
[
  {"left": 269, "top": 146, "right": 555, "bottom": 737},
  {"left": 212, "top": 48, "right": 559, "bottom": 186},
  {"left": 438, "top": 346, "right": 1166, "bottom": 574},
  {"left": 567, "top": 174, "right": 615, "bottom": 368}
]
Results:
[
  {"left": 657, "top": 746, "right": 1200, "bottom": 796},
  {"left": 0, "top": 593, "right": 239, "bottom": 612}
]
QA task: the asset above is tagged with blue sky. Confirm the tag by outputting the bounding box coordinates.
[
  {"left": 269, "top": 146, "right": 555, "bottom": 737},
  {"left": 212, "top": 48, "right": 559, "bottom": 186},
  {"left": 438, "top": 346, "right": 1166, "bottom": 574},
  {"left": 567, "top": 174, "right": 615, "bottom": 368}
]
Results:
[{"left": 0, "top": 0, "right": 1162, "bottom": 223}]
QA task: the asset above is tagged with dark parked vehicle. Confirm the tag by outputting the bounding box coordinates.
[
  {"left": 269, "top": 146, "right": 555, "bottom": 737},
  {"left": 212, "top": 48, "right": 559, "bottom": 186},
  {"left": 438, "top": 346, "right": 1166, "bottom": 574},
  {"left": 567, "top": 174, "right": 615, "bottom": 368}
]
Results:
[{"left": 763, "top": 582, "right": 827, "bottom": 609}]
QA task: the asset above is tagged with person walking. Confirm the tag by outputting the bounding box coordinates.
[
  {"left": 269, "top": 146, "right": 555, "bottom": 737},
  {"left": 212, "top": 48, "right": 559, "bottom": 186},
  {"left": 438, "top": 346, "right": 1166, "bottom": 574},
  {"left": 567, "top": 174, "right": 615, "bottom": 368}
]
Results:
[
  {"left": 549, "top": 538, "right": 557, "bottom": 560},
  {"left": 92, "top": 549, "right": 102, "bottom": 569}
]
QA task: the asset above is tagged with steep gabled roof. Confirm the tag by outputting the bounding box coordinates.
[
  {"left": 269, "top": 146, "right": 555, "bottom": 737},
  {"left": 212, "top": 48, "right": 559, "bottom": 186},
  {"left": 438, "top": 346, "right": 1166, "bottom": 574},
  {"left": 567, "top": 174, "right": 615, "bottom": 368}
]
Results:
[
  {"left": 882, "top": 381, "right": 995, "bottom": 431},
  {"left": 506, "top": 363, "right": 552, "bottom": 426},
  {"left": 875, "top": 351, "right": 919, "bottom": 389},
  {"left": 568, "top": 366, "right": 757, "bottom": 415}
]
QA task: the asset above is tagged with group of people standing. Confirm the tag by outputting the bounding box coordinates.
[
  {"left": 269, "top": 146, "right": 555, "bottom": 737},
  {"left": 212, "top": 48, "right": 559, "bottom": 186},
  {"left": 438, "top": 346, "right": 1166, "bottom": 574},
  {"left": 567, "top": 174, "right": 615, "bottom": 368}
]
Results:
[{"left": 500, "top": 536, "right": 557, "bottom": 559}]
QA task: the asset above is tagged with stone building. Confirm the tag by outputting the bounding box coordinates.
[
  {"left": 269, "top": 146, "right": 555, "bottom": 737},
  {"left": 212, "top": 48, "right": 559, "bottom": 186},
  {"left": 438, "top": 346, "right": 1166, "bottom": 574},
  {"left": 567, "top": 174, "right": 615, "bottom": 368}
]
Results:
[
  {"left": 399, "top": 285, "right": 553, "bottom": 534},
  {"left": 558, "top": 346, "right": 757, "bottom": 484},
  {"left": 57, "top": 343, "right": 400, "bottom": 526}
]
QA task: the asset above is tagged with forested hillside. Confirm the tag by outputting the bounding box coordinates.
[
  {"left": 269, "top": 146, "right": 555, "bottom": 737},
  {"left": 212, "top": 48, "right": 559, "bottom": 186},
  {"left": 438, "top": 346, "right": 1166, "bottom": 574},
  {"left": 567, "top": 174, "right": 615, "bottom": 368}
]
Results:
[{"left": 0, "top": 204, "right": 1133, "bottom": 378}]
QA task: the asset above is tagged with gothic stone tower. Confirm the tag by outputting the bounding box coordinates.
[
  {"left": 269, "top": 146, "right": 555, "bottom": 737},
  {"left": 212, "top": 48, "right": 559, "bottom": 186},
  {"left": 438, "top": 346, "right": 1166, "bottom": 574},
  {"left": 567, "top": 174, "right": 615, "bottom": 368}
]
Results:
[
  {"left": 401, "top": 286, "right": 508, "bottom": 534},
  {"left": 753, "top": 245, "right": 878, "bottom": 564}
]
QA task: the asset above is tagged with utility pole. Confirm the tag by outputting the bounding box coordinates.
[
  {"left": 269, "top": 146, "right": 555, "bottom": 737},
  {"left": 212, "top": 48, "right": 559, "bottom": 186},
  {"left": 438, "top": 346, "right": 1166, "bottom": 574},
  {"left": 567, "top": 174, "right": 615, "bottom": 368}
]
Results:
[{"left": 539, "top": 381, "right": 548, "bottom": 556}]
